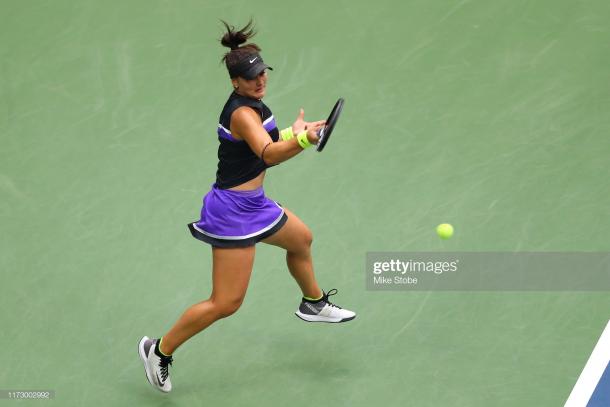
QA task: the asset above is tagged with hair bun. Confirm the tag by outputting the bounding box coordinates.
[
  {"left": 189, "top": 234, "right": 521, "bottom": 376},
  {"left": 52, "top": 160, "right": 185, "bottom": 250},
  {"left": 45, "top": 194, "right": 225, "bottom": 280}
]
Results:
[{"left": 220, "top": 20, "right": 256, "bottom": 50}]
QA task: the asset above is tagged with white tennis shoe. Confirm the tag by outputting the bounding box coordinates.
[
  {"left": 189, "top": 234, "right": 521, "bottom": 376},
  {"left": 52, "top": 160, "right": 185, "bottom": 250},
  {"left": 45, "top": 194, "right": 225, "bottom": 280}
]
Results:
[
  {"left": 138, "top": 336, "right": 173, "bottom": 393},
  {"left": 295, "top": 289, "right": 356, "bottom": 323}
]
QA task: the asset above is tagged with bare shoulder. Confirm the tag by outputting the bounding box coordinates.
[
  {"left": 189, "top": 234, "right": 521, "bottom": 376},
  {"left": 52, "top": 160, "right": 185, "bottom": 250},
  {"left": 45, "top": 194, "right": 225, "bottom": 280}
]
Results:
[
  {"left": 231, "top": 106, "right": 262, "bottom": 126},
  {"left": 230, "top": 106, "right": 267, "bottom": 142}
]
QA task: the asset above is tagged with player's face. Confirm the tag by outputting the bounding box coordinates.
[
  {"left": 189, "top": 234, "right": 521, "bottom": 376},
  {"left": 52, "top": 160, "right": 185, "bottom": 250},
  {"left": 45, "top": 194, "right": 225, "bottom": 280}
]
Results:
[{"left": 233, "top": 70, "right": 267, "bottom": 100}]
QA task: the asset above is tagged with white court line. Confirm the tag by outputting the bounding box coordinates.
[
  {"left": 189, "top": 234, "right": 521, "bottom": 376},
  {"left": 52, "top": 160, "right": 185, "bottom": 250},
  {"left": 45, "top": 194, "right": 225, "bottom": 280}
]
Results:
[{"left": 565, "top": 320, "right": 610, "bottom": 407}]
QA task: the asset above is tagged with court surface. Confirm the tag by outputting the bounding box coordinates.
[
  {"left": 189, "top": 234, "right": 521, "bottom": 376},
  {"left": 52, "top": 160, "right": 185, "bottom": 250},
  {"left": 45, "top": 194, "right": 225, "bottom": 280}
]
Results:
[{"left": 2, "top": 0, "right": 610, "bottom": 405}]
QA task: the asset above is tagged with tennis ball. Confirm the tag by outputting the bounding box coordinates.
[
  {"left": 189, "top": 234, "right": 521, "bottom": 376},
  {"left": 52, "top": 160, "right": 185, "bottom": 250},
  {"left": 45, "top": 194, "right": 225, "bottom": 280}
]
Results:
[{"left": 436, "top": 223, "right": 454, "bottom": 239}]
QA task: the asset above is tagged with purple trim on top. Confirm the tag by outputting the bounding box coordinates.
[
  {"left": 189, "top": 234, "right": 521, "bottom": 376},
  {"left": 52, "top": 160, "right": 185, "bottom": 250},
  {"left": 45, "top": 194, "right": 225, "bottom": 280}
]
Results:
[
  {"left": 217, "top": 124, "right": 239, "bottom": 142},
  {"left": 263, "top": 117, "right": 277, "bottom": 133},
  {"left": 218, "top": 116, "right": 276, "bottom": 142}
]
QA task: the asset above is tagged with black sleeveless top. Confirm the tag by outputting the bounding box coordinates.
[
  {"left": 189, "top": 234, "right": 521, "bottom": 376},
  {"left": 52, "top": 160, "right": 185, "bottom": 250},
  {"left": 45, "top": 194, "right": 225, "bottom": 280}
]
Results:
[{"left": 215, "top": 92, "right": 279, "bottom": 189}]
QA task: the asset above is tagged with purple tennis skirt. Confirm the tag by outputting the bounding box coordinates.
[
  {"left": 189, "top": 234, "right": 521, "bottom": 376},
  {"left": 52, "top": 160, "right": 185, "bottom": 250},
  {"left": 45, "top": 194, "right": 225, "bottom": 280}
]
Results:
[{"left": 188, "top": 184, "right": 288, "bottom": 248}]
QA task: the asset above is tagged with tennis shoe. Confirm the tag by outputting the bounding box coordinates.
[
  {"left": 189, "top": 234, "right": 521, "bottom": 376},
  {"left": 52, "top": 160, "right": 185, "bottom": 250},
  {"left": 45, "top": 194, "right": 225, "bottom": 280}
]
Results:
[
  {"left": 138, "top": 336, "right": 173, "bottom": 393},
  {"left": 295, "top": 289, "right": 356, "bottom": 323}
]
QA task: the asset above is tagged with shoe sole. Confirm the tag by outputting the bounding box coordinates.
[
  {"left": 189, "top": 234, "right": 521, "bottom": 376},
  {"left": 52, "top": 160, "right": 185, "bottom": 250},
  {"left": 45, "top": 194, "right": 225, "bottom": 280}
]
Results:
[{"left": 295, "top": 311, "right": 356, "bottom": 323}]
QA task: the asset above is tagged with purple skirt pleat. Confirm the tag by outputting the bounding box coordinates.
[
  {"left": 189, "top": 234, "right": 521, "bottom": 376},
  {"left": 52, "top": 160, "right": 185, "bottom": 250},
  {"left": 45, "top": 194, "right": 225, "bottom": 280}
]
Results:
[{"left": 188, "top": 184, "right": 287, "bottom": 247}]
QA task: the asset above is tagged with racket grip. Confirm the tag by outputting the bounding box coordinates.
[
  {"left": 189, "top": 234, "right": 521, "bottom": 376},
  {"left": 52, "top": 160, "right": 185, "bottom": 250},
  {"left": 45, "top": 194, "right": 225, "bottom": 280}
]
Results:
[{"left": 315, "top": 128, "right": 324, "bottom": 145}]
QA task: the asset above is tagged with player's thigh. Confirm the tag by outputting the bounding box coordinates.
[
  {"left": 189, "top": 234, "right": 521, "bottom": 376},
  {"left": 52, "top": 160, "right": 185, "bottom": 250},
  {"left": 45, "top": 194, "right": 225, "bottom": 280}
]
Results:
[
  {"left": 261, "top": 208, "right": 312, "bottom": 252},
  {"left": 210, "top": 246, "right": 256, "bottom": 303}
]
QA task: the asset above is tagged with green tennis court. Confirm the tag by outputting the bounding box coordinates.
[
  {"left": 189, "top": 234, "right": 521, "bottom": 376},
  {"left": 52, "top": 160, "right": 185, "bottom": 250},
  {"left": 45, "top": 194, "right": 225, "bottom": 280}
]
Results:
[{"left": 2, "top": 0, "right": 610, "bottom": 405}]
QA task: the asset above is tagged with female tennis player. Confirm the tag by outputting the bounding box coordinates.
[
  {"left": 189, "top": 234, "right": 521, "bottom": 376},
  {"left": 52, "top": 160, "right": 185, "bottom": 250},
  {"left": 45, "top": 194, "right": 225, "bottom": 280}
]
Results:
[{"left": 138, "top": 20, "right": 356, "bottom": 393}]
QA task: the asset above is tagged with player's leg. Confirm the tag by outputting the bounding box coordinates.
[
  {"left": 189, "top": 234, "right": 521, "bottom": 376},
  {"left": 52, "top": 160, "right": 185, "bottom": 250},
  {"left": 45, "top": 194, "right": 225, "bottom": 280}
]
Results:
[
  {"left": 261, "top": 207, "right": 321, "bottom": 299},
  {"left": 161, "top": 246, "right": 255, "bottom": 353},
  {"left": 139, "top": 245, "right": 255, "bottom": 392},
  {"left": 261, "top": 208, "right": 355, "bottom": 323}
]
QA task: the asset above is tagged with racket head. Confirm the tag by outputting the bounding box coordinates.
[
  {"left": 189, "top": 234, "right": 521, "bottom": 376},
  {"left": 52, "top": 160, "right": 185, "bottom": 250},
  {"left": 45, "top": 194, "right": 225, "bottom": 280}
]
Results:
[{"left": 316, "top": 98, "right": 345, "bottom": 152}]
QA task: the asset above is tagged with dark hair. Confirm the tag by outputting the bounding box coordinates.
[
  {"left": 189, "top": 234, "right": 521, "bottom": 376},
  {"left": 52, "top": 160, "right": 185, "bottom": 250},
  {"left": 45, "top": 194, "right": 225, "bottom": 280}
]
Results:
[{"left": 220, "top": 19, "right": 261, "bottom": 76}]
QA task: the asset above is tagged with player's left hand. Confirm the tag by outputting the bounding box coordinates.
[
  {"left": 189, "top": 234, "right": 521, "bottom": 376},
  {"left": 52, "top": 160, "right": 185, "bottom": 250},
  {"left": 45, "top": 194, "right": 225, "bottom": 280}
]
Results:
[{"left": 292, "top": 108, "right": 325, "bottom": 134}]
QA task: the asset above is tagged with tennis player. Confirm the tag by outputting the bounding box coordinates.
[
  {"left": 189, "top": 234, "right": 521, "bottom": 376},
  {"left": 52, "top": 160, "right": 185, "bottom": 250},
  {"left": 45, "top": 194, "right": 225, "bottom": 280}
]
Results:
[{"left": 138, "top": 20, "right": 356, "bottom": 393}]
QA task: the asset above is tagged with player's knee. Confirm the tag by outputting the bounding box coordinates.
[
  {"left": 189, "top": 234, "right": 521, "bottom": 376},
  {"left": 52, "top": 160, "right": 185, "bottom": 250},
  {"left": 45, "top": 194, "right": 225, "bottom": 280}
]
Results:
[
  {"left": 212, "top": 297, "right": 244, "bottom": 319},
  {"left": 290, "top": 227, "right": 312, "bottom": 255},
  {"left": 289, "top": 228, "right": 312, "bottom": 255},
  {"left": 302, "top": 227, "right": 313, "bottom": 248}
]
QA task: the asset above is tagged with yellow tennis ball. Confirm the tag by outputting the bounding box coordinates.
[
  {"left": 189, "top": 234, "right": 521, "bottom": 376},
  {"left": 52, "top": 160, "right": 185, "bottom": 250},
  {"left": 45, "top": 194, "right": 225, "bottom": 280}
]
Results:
[{"left": 436, "top": 223, "right": 454, "bottom": 239}]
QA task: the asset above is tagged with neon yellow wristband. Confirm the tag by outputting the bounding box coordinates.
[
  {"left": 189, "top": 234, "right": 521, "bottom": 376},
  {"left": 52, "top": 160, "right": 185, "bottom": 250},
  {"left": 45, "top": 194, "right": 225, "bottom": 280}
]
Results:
[
  {"left": 280, "top": 127, "right": 294, "bottom": 141},
  {"left": 296, "top": 131, "right": 313, "bottom": 149}
]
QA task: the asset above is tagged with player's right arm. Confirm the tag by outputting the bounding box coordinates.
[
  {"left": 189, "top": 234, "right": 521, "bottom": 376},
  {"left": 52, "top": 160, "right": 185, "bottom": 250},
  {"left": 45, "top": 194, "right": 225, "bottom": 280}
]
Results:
[{"left": 230, "top": 106, "right": 321, "bottom": 165}]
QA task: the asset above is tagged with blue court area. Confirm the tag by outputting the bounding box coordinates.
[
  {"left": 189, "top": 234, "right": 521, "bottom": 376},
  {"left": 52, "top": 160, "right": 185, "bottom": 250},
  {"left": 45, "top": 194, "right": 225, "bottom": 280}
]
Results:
[
  {"left": 588, "top": 364, "right": 610, "bottom": 406},
  {"left": 566, "top": 321, "right": 610, "bottom": 407},
  {"left": 2, "top": 0, "right": 610, "bottom": 406}
]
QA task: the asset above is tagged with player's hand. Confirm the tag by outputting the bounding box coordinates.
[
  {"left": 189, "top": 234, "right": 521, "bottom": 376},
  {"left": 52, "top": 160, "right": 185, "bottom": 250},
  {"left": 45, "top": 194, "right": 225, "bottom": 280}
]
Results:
[
  {"left": 306, "top": 122, "right": 324, "bottom": 144},
  {"left": 292, "top": 108, "right": 325, "bottom": 135}
]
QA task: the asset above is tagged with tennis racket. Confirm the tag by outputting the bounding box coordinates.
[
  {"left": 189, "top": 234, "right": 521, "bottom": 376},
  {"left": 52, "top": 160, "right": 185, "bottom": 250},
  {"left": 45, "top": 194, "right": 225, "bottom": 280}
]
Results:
[{"left": 316, "top": 98, "right": 345, "bottom": 152}]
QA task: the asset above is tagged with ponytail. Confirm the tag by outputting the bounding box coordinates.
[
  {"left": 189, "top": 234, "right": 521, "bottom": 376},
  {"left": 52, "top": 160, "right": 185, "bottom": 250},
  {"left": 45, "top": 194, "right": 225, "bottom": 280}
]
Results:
[
  {"left": 220, "top": 19, "right": 256, "bottom": 50},
  {"left": 220, "top": 19, "right": 262, "bottom": 76}
]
